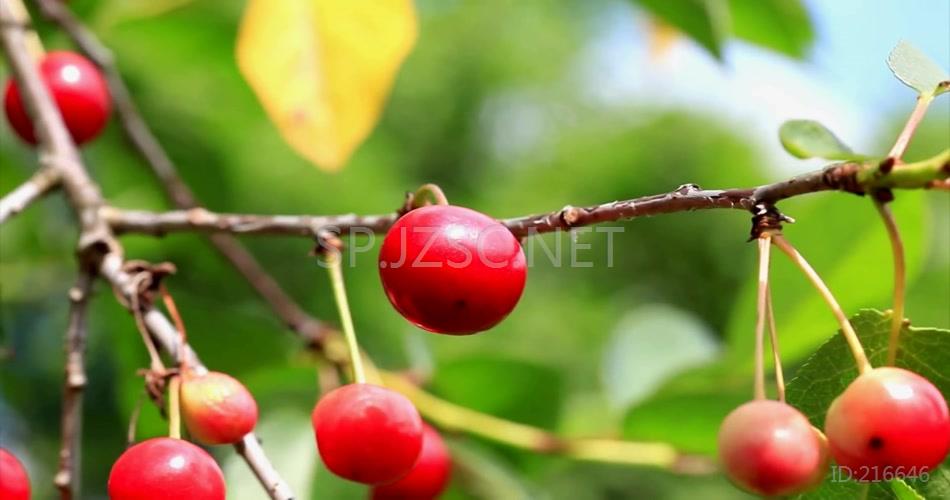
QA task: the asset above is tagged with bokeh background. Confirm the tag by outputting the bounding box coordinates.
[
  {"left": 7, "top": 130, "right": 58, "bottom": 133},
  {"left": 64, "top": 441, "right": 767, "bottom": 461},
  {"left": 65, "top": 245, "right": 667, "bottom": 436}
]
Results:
[{"left": 1, "top": 1, "right": 948, "bottom": 498}]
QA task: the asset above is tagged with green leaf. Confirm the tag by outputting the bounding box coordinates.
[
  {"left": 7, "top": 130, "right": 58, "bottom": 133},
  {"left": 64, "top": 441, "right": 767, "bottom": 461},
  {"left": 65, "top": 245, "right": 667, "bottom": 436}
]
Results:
[
  {"left": 430, "top": 356, "right": 564, "bottom": 429},
  {"left": 729, "top": 0, "right": 813, "bottom": 58},
  {"left": 786, "top": 310, "right": 950, "bottom": 500},
  {"left": 887, "top": 40, "right": 950, "bottom": 97},
  {"left": 623, "top": 387, "right": 747, "bottom": 455},
  {"left": 778, "top": 120, "right": 862, "bottom": 160},
  {"left": 633, "top": 0, "right": 729, "bottom": 59},
  {"left": 890, "top": 478, "right": 925, "bottom": 500},
  {"left": 786, "top": 309, "right": 950, "bottom": 425}
]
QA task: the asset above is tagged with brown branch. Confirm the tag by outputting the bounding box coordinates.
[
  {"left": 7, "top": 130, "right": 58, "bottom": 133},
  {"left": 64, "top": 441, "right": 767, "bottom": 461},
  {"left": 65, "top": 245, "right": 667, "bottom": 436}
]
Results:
[
  {"left": 0, "top": 5, "right": 295, "bottom": 498},
  {"left": 33, "top": 0, "right": 334, "bottom": 347},
  {"left": 0, "top": 166, "right": 59, "bottom": 223},
  {"left": 101, "top": 156, "right": 948, "bottom": 240},
  {"left": 54, "top": 270, "right": 94, "bottom": 500}
]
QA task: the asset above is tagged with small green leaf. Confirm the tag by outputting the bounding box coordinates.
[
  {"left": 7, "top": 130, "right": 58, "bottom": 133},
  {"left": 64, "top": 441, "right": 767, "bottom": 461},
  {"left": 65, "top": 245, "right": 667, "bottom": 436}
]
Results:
[
  {"left": 633, "top": 0, "right": 729, "bottom": 59},
  {"left": 887, "top": 40, "right": 950, "bottom": 97},
  {"left": 890, "top": 478, "right": 925, "bottom": 500},
  {"left": 778, "top": 120, "right": 861, "bottom": 160}
]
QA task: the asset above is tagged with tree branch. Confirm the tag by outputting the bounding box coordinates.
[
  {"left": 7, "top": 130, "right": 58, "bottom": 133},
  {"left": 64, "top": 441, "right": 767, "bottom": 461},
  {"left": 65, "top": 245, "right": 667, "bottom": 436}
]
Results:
[
  {"left": 33, "top": 0, "right": 336, "bottom": 347},
  {"left": 0, "top": 4, "right": 295, "bottom": 498},
  {"left": 54, "top": 270, "right": 94, "bottom": 500},
  {"left": 101, "top": 155, "right": 949, "bottom": 239},
  {"left": 0, "top": 166, "right": 59, "bottom": 223}
]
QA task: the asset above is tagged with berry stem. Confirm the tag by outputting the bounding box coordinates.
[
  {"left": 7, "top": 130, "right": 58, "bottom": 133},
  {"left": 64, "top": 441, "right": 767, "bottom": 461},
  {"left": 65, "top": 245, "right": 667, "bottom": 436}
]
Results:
[
  {"left": 324, "top": 250, "right": 367, "bottom": 384},
  {"left": 753, "top": 234, "right": 772, "bottom": 400},
  {"left": 160, "top": 285, "right": 189, "bottom": 369},
  {"left": 766, "top": 287, "right": 786, "bottom": 403},
  {"left": 412, "top": 183, "right": 448, "bottom": 208},
  {"left": 5, "top": 0, "right": 44, "bottom": 60},
  {"left": 772, "top": 235, "right": 871, "bottom": 374},
  {"left": 874, "top": 200, "right": 906, "bottom": 366},
  {"left": 127, "top": 390, "right": 145, "bottom": 446},
  {"left": 887, "top": 94, "right": 933, "bottom": 161},
  {"left": 168, "top": 375, "right": 181, "bottom": 439}
]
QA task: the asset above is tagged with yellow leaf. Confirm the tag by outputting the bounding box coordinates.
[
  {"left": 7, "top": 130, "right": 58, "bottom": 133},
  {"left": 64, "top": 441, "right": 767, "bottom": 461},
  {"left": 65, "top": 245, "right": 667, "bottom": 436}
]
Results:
[{"left": 236, "top": 0, "right": 417, "bottom": 171}]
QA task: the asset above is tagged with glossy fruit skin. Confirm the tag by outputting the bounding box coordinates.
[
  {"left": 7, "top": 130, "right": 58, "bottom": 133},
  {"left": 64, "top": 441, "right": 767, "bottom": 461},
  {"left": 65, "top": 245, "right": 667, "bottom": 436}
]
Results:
[
  {"left": 0, "top": 448, "right": 31, "bottom": 500},
  {"left": 4, "top": 51, "right": 110, "bottom": 145},
  {"left": 379, "top": 205, "right": 527, "bottom": 335},
  {"left": 312, "top": 383, "right": 423, "bottom": 485},
  {"left": 107, "top": 437, "right": 226, "bottom": 500},
  {"left": 718, "top": 400, "right": 829, "bottom": 496},
  {"left": 824, "top": 367, "right": 950, "bottom": 476},
  {"left": 180, "top": 370, "right": 259, "bottom": 445},
  {"left": 371, "top": 423, "right": 452, "bottom": 500}
]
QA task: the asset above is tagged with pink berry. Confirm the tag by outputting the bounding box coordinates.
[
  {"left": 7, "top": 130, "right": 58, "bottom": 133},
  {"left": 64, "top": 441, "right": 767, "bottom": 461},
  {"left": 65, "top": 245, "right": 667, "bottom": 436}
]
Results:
[
  {"left": 107, "top": 437, "right": 226, "bottom": 500},
  {"left": 372, "top": 423, "right": 452, "bottom": 499},
  {"left": 180, "top": 370, "right": 259, "bottom": 445},
  {"left": 0, "top": 448, "right": 31, "bottom": 500},
  {"left": 4, "top": 51, "right": 110, "bottom": 145},
  {"left": 312, "top": 383, "right": 423, "bottom": 485},
  {"left": 719, "top": 400, "right": 829, "bottom": 496},
  {"left": 824, "top": 367, "right": 950, "bottom": 477},
  {"left": 379, "top": 205, "right": 527, "bottom": 334}
]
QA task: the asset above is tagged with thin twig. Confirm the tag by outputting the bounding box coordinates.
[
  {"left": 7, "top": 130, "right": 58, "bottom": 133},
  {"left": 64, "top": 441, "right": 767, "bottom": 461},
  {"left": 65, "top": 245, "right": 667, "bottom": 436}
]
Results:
[
  {"left": 0, "top": 167, "right": 59, "bottom": 224},
  {"left": 771, "top": 235, "right": 871, "bottom": 374},
  {"left": 874, "top": 201, "right": 906, "bottom": 365},
  {"left": 753, "top": 235, "right": 771, "bottom": 400},
  {"left": 765, "top": 287, "right": 785, "bottom": 403},
  {"left": 54, "top": 271, "right": 94, "bottom": 500}
]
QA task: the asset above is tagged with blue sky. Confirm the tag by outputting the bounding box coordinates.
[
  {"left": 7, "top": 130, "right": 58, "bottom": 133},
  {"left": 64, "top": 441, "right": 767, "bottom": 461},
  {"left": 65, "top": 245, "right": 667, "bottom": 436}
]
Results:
[{"left": 578, "top": 0, "right": 949, "bottom": 172}]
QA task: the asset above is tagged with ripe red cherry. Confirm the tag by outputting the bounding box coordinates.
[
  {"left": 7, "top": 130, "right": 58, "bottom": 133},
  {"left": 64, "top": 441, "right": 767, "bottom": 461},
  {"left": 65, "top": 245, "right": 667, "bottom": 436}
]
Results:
[
  {"left": 378, "top": 205, "right": 527, "bottom": 334},
  {"left": 107, "top": 437, "right": 226, "bottom": 500},
  {"left": 824, "top": 367, "right": 950, "bottom": 476},
  {"left": 180, "top": 370, "right": 259, "bottom": 445},
  {"left": 718, "top": 400, "right": 829, "bottom": 496},
  {"left": 0, "top": 448, "right": 31, "bottom": 500},
  {"left": 371, "top": 423, "right": 452, "bottom": 500},
  {"left": 4, "top": 51, "right": 110, "bottom": 145},
  {"left": 312, "top": 383, "right": 423, "bottom": 485}
]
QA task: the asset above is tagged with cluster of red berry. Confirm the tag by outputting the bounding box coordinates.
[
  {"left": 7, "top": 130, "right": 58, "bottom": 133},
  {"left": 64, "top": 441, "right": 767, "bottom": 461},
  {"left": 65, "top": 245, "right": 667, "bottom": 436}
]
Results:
[{"left": 719, "top": 367, "right": 950, "bottom": 496}]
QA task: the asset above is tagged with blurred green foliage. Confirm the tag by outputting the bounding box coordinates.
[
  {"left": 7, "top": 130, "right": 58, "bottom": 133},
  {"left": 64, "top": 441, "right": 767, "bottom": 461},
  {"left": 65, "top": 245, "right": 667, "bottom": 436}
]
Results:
[{"left": 1, "top": 1, "right": 948, "bottom": 499}]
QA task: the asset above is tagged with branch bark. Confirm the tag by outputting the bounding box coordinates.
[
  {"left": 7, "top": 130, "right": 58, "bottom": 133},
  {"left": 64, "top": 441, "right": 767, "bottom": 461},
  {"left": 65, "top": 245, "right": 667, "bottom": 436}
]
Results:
[
  {"left": 101, "top": 154, "right": 949, "bottom": 239},
  {"left": 0, "top": 166, "right": 59, "bottom": 223},
  {"left": 54, "top": 270, "right": 94, "bottom": 500},
  {"left": 33, "top": 0, "right": 335, "bottom": 347},
  {"left": 0, "top": 4, "right": 295, "bottom": 498}
]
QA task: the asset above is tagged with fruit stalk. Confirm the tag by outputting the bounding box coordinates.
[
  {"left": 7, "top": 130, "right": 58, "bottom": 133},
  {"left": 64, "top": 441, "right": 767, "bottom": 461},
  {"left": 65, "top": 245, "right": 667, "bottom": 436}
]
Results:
[
  {"left": 324, "top": 250, "right": 367, "bottom": 384},
  {"left": 771, "top": 234, "right": 871, "bottom": 374},
  {"left": 168, "top": 375, "right": 182, "bottom": 440},
  {"left": 874, "top": 200, "right": 906, "bottom": 365},
  {"left": 766, "top": 287, "right": 786, "bottom": 402},
  {"left": 753, "top": 234, "right": 772, "bottom": 400}
]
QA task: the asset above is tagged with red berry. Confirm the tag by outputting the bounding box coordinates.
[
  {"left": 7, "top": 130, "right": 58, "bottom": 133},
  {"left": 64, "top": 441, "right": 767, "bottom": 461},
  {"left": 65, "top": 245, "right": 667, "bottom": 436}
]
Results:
[
  {"left": 4, "top": 51, "right": 110, "bottom": 145},
  {"left": 312, "top": 383, "right": 423, "bottom": 485},
  {"left": 371, "top": 423, "right": 452, "bottom": 500},
  {"left": 0, "top": 448, "right": 31, "bottom": 500},
  {"left": 107, "top": 437, "right": 226, "bottom": 500},
  {"left": 379, "top": 205, "right": 527, "bottom": 334},
  {"left": 180, "top": 370, "right": 259, "bottom": 445},
  {"left": 718, "top": 400, "right": 829, "bottom": 496},
  {"left": 824, "top": 367, "right": 950, "bottom": 476}
]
